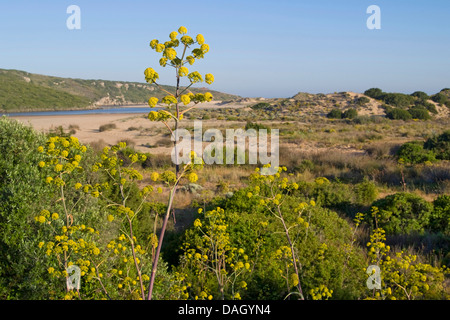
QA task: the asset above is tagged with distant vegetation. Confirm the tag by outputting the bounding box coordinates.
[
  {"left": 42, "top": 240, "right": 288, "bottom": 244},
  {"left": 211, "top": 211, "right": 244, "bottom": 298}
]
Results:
[
  {"left": 364, "top": 88, "right": 450, "bottom": 121},
  {"left": 0, "top": 69, "right": 240, "bottom": 112}
]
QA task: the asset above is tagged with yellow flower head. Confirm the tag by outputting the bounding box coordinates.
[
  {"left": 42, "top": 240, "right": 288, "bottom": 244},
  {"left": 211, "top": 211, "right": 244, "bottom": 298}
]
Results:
[
  {"left": 169, "top": 31, "right": 178, "bottom": 41},
  {"left": 51, "top": 212, "right": 59, "bottom": 220},
  {"left": 148, "top": 97, "right": 159, "bottom": 107},
  {"left": 196, "top": 34, "right": 205, "bottom": 45},
  {"left": 188, "top": 172, "right": 198, "bottom": 183},
  {"left": 144, "top": 68, "right": 159, "bottom": 83},
  {"left": 204, "top": 92, "right": 213, "bottom": 102},
  {"left": 162, "top": 95, "right": 178, "bottom": 105},
  {"left": 163, "top": 48, "right": 177, "bottom": 60},
  {"left": 181, "top": 94, "right": 191, "bottom": 105},
  {"left": 149, "top": 39, "right": 158, "bottom": 49},
  {"left": 193, "top": 219, "right": 202, "bottom": 228},
  {"left": 159, "top": 57, "right": 168, "bottom": 67},
  {"left": 188, "top": 71, "right": 203, "bottom": 83},
  {"left": 148, "top": 111, "right": 159, "bottom": 121},
  {"left": 186, "top": 55, "right": 195, "bottom": 65},
  {"left": 205, "top": 73, "right": 215, "bottom": 85},
  {"left": 38, "top": 161, "right": 46, "bottom": 168},
  {"left": 155, "top": 43, "right": 165, "bottom": 53},
  {"left": 179, "top": 66, "right": 189, "bottom": 77},
  {"left": 201, "top": 44, "right": 209, "bottom": 53},
  {"left": 181, "top": 35, "right": 194, "bottom": 46},
  {"left": 178, "top": 26, "right": 188, "bottom": 34},
  {"left": 150, "top": 172, "right": 160, "bottom": 182}
]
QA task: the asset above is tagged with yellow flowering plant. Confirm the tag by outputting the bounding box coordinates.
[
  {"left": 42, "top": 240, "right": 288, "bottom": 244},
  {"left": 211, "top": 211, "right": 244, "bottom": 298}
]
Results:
[
  {"left": 249, "top": 165, "right": 310, "bottom": 300},
  {"left": 35, "top": 136, "right": 106, "bottom": 299},
  {"left": 145, "top": 26, "right": 212, "bottom": 300},
  {"left": 179, "top": 207, "right": 250, "bottom": 300},
  {"left": 364, "top": 207, "right": 448, "bottom": 300}
]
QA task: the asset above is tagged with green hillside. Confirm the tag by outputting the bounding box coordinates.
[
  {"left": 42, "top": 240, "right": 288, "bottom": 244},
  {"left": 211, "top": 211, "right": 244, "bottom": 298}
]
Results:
[{"left": 0, "top": 69, "right": 240, "bottom": 112}]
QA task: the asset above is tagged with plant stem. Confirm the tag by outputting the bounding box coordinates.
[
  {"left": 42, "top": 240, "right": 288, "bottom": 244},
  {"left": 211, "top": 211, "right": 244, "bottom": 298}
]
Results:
[{"left": 147, "top": 185, "right": 178, "bottom": 300}]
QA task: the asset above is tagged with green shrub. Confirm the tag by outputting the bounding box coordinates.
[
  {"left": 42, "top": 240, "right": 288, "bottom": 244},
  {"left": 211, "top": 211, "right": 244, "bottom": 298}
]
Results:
[
  {"left": 98, "top": 123, "right": 117, "bottom": 132},
  {"left": 410, "top": 91, "right": 430, "bottom": 100},
  {"left": 431, "top": 93, "right": 449, "bottom": 105},
  {"left": 206, "top": 188, "right": 367, "bottom": 299},
  {"left": 364, "top": 88, "right": 383, "bottom": 99},
  {"left": 385, "top": 108, "right": 412, "bottom": 120},
  {"left": 342, "top": 108, "right": 358, "bottom": 119},
  {"left": 0, "top": 117, "right": 52, "bottom": 298},
  {"left": 251, "top": 102, "right": 271, "bottom": 110},
  {"left": 429, "top": 195, "right": 450, "bottom": 235},
  {"left": 415, "top": 101, "right": 438, "bottom": 114},
  {"left": 356, "top": 96, "right": 370, "bottom": 106},
  {"left": 327, "top": 108, "right": 342, "bottom": 119},
  {"left": 396, "top": 141, "right": 436, "bottom": 164},
  {"left": 408, "top": 106, "right": 431, "bottom": 120},
  {"left": 424, "top": 130, "right": 450, "bottom": 160},
  {"left": 370, "top": 193, "right": 433, "bottom": 235},
  {"left": 353, "top": 178, "right": 378, "bottom": 205},
  {"left": 381, "top": 93, "right": 415, "bottom": 108}
]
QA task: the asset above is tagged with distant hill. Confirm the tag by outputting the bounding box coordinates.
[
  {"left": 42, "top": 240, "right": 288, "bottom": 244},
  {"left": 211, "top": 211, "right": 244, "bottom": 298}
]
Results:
[
  {"left": 247, "top": 90, "right": 450, "bottom": 119},
  {"left": 0, "top": 69, "right": 241, "bottom": 112}
]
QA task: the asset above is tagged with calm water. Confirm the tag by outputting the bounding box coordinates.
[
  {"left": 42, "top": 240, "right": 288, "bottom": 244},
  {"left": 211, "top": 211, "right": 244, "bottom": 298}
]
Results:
[{"left": 2, "top": 106, "right": 156, "bottom": 117}]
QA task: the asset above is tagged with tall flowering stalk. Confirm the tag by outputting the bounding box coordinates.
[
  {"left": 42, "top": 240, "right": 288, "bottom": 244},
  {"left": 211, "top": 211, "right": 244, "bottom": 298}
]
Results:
[{"left": 145, "top": 26, "right": 214, "bottom": 300}]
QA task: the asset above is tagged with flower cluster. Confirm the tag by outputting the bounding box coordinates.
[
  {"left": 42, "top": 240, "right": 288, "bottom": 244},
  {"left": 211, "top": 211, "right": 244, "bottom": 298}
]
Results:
[
  {"left": 181, "top": 207, "right": 249, "bottom": 300},
  {"left": 37, "top": 136, "right": 86, "bottom": 187},
  {"left": 309, "top": 285, "right": 333, "bottom": 300},
  {"left": 145, "top": 26, "right": 215, "bottom": 125}
]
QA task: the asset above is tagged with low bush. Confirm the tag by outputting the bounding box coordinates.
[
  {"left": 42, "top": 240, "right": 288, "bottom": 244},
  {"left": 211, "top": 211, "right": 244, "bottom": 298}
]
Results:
[
  {"left": 369, "top": 193, "right": 434, "bottom": 235},
  {"left": 99, "top": 123, "right": 117, "bottom": 132},
  {"left": 424, "top": 130, "right": 450, "bottom": 160},
  {"left": 396, "top": 141, "right": 436, "bottom": 165}
]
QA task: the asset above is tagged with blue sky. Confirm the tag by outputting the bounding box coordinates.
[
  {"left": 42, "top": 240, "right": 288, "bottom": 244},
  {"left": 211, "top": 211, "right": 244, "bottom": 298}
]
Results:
[{"left": 0, "top": 0, "right": 449, "bottom": 98}]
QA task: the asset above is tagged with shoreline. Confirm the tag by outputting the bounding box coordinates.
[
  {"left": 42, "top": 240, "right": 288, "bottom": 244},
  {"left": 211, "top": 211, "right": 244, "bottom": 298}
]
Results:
[
  {"left": 1, "top": 100, "right": 250, "bottom": 116},
  {"left": 8, "top": 100, "right": 253, "bottom": 153}
]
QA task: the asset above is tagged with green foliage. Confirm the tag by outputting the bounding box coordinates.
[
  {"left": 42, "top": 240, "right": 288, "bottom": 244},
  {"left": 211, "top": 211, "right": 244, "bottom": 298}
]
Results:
[
  {"left": 364, "top": 88, "right": 384, "bottom": 99},
  {"left": 410, "top": 91, "right": 430, "bottom": 101},
  {"left": 415, "top": 100, "right": 438, "bottom": 114},
  {"left": 0, "top": 72, "right": 91, "bottom": 111},
  {"left": 365, "top": 222, "right": 448, "bottom": 300},
  {"left": 424, "top": 130, "right": 450, "bottom": 160},
  {"left": 431, "top": 93, "right": 449, "bottom": 105},
  {"left": 327, "top": 108, "right": 342, "bottom": 119},
  {"left": 385, "top": 107, "right": 412, "bottom": 120},
  {"left": 98, "top": 123, "right": 117, "bottom": 132},
  {"left": 342, "top": 108, "right": 358, "bottom": 119},
  {"left": 397, "top": 141, "right": 436, "bottom": 165},
  {"left": 356, "top": 96, "right": 370, "bottom": 106},
  {"left": 381, "top": 93, "right": 415, "bottom": 108},
  {"left": 0, "top": 117, "right": 51, "bottom": 298},
  {"left": 408, "top": 106, "right": 431, "bottom": 120},
  {"left": 250, "top": 102, "right": 271, "bottom": 110},
  {"left": 429, "top": 195, "right": 450, "bottom": 235},
  {"left": 370, "top": 193, "right": 434, "bottom": 235}
]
